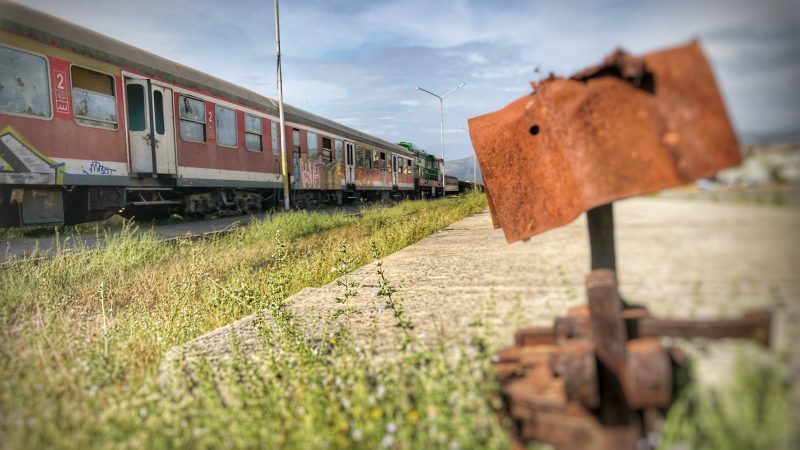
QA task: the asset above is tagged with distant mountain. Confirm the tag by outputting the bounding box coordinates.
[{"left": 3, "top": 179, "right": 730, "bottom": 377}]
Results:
[
  {"left": 740, "top": 129, "right": 800, "bottom": 145},
  {"left": 444, "top": 156, "right": 483, "bottom": 184}
]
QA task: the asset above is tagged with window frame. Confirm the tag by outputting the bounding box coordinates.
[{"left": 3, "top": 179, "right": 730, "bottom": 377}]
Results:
[
  {"left": 214, "top": 104, "right": 238, "bottom": 149},
  {"left": 356, "top": 146, "right": 364, "bottom": 168},
  {"left": 152, "top": 89, "right": 165, "bottom": 135},
  {"left": 334, "top": 140, "right": 343, "bottom": 163},
  {"left": 306, "top": 131, "right": 319, "bottom": 160},
  {"left": 271, "top": 121, "right": 280, "bottom": 155},
  {"left": 364, "top": 147, "right": 372, "bottom": 169},
  {"left": 0, "top": 44, "right": 53, "bottom": 121},
  {"left": 178, "top": 94, "right": 206, "bottom": 143},
  {"left": 69, "top": 63, "right": 118, "bottom": 131},
  {"left": 292, "top": 128, "right": 301, "bottom": 157},
  {"left": 321, "top": 136, "right": 332, "bottom": 162},
  {"left": 244, "top": 112, "right": 263, "bottom": 152}
]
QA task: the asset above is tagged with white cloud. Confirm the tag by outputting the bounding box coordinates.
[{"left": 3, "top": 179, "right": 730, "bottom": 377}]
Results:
[{"left": 14, "top": 0, "right": 800, "bottom": 157}]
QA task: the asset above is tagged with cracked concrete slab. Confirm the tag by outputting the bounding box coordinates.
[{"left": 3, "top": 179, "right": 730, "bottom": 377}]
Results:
[{"left": 162, "top": 197, "right": 800, "bottom": 402}]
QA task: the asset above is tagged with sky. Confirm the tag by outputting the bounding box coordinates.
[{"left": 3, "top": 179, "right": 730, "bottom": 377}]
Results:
[{"left": 16, "top": 0, "right": 800, "bottom": 160}]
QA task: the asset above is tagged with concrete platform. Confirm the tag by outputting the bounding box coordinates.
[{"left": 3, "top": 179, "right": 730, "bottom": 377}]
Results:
[{"left": 165, "top": 197, "right": 800, "bottom": 399}]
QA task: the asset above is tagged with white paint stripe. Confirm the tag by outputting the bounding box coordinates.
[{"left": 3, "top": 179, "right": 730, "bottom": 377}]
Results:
[
  {"left": 55, "top": 158, "right": 129, "bottom": 176},
  {"left": 178, "top": 166, "right": 282, "bottom": 183}
]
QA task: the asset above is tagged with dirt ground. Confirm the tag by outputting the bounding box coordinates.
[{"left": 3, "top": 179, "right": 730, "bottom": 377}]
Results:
[{"left": 170, "top": 196, "right": 800, "bottom": 404}]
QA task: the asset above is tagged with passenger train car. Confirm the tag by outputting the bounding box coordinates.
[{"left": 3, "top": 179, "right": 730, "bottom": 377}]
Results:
[
  {"left": 397, "top": 141, "right": 445, "bottom": 198},
  {"left": 0, "top": 3, "right": 422, "bottom": 227}
]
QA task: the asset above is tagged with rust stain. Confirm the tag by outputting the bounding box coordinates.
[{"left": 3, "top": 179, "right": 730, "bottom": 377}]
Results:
[{"left": 468, "top": 41, "right": 741, "bottom": 242}]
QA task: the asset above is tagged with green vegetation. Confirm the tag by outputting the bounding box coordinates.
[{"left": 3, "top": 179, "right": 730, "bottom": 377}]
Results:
[
  {"left": 659, "top": 351, "right": 797, "bottom": 450},
  {"left": 1, "top": 191, "right": 499, "bottom": 449},
  {"left": 0, "top": 189, "right": 795, "bottom": 449}
]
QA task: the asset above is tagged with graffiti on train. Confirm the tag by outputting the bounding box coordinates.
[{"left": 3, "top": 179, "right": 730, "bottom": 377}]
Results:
[{"left": 296, "top": 157, "right": 342, "bottom": 190}]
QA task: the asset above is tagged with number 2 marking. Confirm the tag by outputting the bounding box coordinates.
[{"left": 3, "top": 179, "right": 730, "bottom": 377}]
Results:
[
  {"left": 55, "top": 73, "right": 65, "bottom": 90},
  {"left": 208, "top": 111, "right": 213, "bottom": 123}
]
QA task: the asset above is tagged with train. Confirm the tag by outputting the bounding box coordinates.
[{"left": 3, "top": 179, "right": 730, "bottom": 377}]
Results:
[{"left": 0, "top": 3, "right": 464, "bottom": 228}]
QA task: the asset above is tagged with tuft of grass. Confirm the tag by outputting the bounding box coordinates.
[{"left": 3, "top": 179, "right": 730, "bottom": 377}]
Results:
[{"left": 658, "top": 350, "right": 798, "bottom": 450}]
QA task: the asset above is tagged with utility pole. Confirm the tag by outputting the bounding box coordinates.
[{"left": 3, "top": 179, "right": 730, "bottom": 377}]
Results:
[
  {"left": 473, "top": 153, "right": 477, "bottom": 184},
  {"left": 274, "top": 0, "right": 290, "bottom": 210},
  {"left": 416, "top": 82, "right": 464, "bottom": 195}
]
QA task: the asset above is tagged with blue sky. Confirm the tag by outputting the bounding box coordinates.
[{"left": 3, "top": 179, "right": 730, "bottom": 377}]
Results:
[{"left": 18, "top": 0, "right": 800, "bottom": 159}]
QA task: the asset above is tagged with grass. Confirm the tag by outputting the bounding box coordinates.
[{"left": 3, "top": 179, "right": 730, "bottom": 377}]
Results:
[
  {"left": 0, "top": 191, "right": 498, "bottom": 449},
  {"left": 658, "top": 350, "right": 797, "bottom": 450},
  {"left": 1, "top": 189, "right": 796, "bottom": 449}
]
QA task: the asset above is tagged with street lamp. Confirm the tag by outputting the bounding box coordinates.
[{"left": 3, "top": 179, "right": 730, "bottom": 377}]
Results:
[
  {"left": 416, "top": 82, "right": 465, "bottom": 196},
  {"left": 274, "top": 0, "right": 290, "bottom": 210}
]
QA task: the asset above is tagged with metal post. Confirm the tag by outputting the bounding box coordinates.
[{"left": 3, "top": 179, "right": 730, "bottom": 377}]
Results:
[
  {"left": 439, "top": 98, "right": 445, "bottom": 195},
  {"left": 586, "top": 203, "right": 616, "bottom": 272},
  {"left": 416, "top": 82, "right": 465, "bottom": 197},
  {"left": 274, "top": 0, "right": 290, "bottom": 210}
]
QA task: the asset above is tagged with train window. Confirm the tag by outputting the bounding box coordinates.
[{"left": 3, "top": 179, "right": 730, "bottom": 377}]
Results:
[
  {"left": 0, "top": 45, "right": 51, "bottom": 118},
  {"left": 292, "top": 129, "right": 301, "bottom": 157},
  {"left": 364, "top": 148, "right": 372, "bottom": 169},
  {"left": 307, "top": 132, "right": 318, "bottom": 159},
  {"left": 356, "top": 146, "right": 363, "bottom": 167},
  {"left": 72, "top": 66, "right": 117, "bottom": 129},
  {"left": 335, "top": 140, "right": 343, "bottom": 163},
  {"left": 321, "top": 136, "right": 332, "bottom": 162},
  {"left": 215, "top": 105, "right": 237, "bottom": 148},
  {"left": 153, "top": 91, "right": 165, "bottom": 135},
  {"left": 380, "top": 152, "right": 387, "bottom": 170},
  {"left": 179, "top": 95, "right": 205, "bottom": 142},
  {"left": 126, "top": 84, "right": 146, "bottom": 132},
  {"left": 244, "top": 113, "right": 262, "bottom": 152},
  {"left": 271, "top": 121, "right": 279, "bottom": 155}
]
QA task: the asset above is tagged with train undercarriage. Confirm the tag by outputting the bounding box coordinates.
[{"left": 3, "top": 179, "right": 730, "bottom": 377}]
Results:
[{"left": 0, "top": 184, "right": 424, "bottom": 228}]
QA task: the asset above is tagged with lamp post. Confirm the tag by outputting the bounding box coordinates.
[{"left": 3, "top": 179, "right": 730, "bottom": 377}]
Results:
[
  {"left": 416, "top": 82, "right": 464, "bottom": 196},
  {"left": 274, "top": 0, "right": 290, "bottom": 210}
]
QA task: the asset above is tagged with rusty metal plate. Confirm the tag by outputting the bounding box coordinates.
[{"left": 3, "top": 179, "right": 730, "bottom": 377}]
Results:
[{"left": 469, "top": 41, "right": 741, "bottom": 242}]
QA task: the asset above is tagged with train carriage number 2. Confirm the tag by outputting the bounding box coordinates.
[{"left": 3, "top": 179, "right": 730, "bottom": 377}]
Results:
[
  {"left": 53, "top": 70, "right": 70, "bottom": 115},
  {"left": 206, "top": 109, "right": 215, "bottom": 142}
]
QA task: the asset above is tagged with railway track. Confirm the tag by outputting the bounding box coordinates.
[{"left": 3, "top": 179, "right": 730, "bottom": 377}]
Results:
[{"left": 1, "top": 205, "right": 364, "bottom": 266}]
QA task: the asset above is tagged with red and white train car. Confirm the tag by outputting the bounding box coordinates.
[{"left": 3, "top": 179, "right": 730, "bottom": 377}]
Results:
[{"left": 0, "top": 2, "right": 414, "bottom": 226}]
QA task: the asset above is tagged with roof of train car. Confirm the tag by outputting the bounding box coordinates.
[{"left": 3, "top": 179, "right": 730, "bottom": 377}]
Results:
[{"left": 0, "top": 1, "right": 412, "bottom": 157}]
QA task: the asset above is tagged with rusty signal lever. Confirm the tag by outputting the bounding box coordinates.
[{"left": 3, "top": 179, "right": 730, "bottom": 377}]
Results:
[
  {"left": 543, "top": 307, "right": 772, "bottom": 346},
  {"left": 491, "top": 205, "right": 772, "bottom": 450},
  {"left": 470, "top": 42, "right": 773, "bottom": 450}
]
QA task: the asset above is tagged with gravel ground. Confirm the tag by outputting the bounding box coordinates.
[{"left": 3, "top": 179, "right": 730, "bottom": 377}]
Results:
[{"left": 168, "top": 196, "right": 800, "bottom": 403}]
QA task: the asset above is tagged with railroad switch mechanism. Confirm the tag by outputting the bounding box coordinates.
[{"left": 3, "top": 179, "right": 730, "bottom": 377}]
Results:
[
  {"left": 468, "top": 42, "right": 773, "bottom": 449},
  {"left": 493, "top": 255, "right": 771, "bottom": 450}
]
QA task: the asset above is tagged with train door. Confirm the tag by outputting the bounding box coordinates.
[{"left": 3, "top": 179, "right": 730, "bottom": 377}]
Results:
[
  {"left": 391, "top": 155, "right": 398, "bottom": 187},
  {"left": 125, "top": 78, "right": 177, "bottom": 175},
  {"left": 344, "top": 141, "right": 355, "bottom": 186}
]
